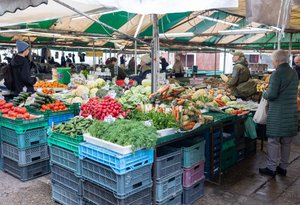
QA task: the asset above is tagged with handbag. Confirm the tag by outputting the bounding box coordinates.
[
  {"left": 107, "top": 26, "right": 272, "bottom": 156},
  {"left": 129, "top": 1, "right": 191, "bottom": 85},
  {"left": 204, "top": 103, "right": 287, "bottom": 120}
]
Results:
[{"left": 253, "top": 98, "right": 268, "bottom": 124}]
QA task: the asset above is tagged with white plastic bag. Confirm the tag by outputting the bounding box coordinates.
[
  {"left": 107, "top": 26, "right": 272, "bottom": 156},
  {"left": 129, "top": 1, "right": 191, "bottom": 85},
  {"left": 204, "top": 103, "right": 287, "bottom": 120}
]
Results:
[{"left": 253, "top": 98, "right": 268, "bottom": 124}]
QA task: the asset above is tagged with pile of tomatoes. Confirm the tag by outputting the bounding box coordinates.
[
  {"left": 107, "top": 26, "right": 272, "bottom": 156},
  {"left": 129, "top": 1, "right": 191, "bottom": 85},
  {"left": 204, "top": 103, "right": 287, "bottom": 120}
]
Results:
[
  {"left": 40, "top": 101, "right": 68, "bottom": 112},
  {"left": 0, "top": 100, "right": 36, "bottom": 120}
]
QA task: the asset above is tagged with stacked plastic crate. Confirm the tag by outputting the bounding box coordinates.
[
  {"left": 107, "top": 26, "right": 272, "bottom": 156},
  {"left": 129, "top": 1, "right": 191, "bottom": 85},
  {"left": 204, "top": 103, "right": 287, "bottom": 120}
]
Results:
[
  {"left": 0, "top": 115, "right": 50, "bottom": 181},
  {"left": 172, "top": 135, "right": 206, "bottom": 205},
  {"left": 48, "top": 132, "right": 84, "bottom": 205},
  {"left": 220, "top": 133, "right": 237, "bottom": 171},
  {"left": 205, "top": 128, "right": 222, "bottom": 179},
  {"left": 155, "top": 146, "right": 182, "bottom": 205},
  {"left": 79, "top": 142, "right": 154, "bottom": 205}
]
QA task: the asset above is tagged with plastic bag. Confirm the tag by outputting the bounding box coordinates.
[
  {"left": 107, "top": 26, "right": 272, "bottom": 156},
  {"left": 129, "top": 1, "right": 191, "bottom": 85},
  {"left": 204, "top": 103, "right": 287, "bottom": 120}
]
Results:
[
  {"left": 244, "top": 116, "right": 257, "bottom": 139},
  {"left": 253, "top": 98, "right": 268, "bottom": 124}
]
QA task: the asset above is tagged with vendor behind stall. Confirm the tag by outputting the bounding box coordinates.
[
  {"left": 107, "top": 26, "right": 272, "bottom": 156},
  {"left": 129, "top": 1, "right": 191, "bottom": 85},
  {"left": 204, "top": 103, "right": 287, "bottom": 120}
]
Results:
[
  {"left": 107, "top": 57, "right": 127, "bottom": 80},
  {"left": 225, "top": 51, "right": 257, "bottom": 99},
  {"left": 172, "top": 54, "right": 184, "bottom": 78}
]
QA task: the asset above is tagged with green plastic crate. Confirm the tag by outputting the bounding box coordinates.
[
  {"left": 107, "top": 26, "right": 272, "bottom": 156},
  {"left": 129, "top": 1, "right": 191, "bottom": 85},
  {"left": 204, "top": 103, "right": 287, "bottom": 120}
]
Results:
[
  {"left": 48, "top": 137, "right": 79, "bottom": 156},
  {"left": 0, "top": 114, "right": 47, "bottom": 133},
  {"left": 50, "top": 132, "right": 84, "bottom": 145},
  {"left": 173, "top": 138, "right": 205, "bottom": 168},
  {"left": 221, "top": 138, "right": 237, "bottom": 171}
]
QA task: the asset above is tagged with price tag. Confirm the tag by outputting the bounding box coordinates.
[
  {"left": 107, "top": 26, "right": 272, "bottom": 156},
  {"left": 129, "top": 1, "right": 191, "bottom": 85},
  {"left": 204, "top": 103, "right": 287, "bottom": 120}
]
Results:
[
  {"left": 144, "top": 120, "right": 153, "bottom": 127},
  {"left": 102, "top": 84, "right": 110, "bottom": 91},
  {"left": 37, "top": 88, "right": 43, "bottom": 93},
  {"left": 124, "top": 77, "right": 129, "bottom": 85},
  {"left": 104, "top": 115, "right": 116, "bottom": 123},
  {"left": 108, "top": 90, "right": 117, "bottom": 99},
  {"left": 207, "top": 84, "right": 211, "bottom": 89}
]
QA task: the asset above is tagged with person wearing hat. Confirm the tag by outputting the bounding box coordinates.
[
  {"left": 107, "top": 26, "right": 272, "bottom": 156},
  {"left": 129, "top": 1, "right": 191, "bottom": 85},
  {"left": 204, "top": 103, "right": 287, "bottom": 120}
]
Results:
[
  {"left": 172, "top": 54, "right": 184, "bottom": 78},
  {"left": 226, "top": 51, "right": 251, "bottom": 97},
  {"left": 131, "top": 54, "right": 151, "bottom": 84},
  {"left": 10, "top": 40, "right": 37, "bottom": 95}
]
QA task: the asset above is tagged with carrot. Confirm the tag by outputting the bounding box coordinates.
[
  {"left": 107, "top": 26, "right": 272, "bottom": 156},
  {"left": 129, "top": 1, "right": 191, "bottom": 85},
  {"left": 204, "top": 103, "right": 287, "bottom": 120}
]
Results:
[{"left": 183, "top": 121, "right": 196, "bottom": 130}]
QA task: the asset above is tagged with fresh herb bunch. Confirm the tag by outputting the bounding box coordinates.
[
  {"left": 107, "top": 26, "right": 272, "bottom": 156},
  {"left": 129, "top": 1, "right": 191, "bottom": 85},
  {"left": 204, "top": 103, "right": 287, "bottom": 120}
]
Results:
[
  {"left": 127, "top": 109, "right": 178, "bottom": 130},
  {"left": 88, "top": 119, "right": 157, "bottom": 150}
]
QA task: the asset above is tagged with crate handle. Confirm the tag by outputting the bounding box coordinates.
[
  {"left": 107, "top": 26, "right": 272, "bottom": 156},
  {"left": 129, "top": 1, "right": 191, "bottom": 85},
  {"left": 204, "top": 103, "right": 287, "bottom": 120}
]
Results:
[
  {"left": 33, "top": 171, "right": 43, "bottom": 177},
  {"left": 169, "top": 196, "right": 175, "bottom": 201},
  {"left": 168, "top": 177, "right": 175, "bottom": 183},
  {"left": 167, "top": 156, "right": 174, "bottom": 161},
  {"left": 195, "top": 146, "right": 200, "bottom": 150},
  {"left": 132, "top": 182, "right": 142, "bottom": 189},
  {"left": 194, "top": 165, "right": 200, "bottom": 170},
  {"left": 193, "top": 183, "right": 200, "bottom": 189},
  {"left": 32, "top": 156, "right": 41, "bottom": 161},
  {"left": 30, "top": 140, "right": 40, "bottom": 145}
]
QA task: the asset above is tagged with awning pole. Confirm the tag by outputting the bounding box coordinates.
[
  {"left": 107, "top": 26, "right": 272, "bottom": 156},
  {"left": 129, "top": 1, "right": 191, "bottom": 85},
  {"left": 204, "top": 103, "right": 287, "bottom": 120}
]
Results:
[
  {"left": 52, "top": 0, "right": 148, "bottom": 45},
  {"left": 214, "top": 48, "right": 217, "bottom": 77},
  {"left": 93, "top": 40, "right": 96, "bottom": 73},
  {"left": 151, "top": 14, "right": 159, "bottom": 93},
  {"left": 223, "top": 47, "right": 226, "bottom": 74},
  {"left": 134, "top": 41, "right": 137, "bottom": 74}
]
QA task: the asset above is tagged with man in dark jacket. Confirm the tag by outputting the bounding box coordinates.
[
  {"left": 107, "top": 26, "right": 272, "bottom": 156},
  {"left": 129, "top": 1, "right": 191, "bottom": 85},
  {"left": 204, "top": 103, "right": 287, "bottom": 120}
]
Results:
[
  {"left": 259, "top": 50, "right": 298, "bottom": 177},
  {"left": 293, "top": 56, "right": 300, "bottom": 80},
  {"left": 107, "top": 57, "right": 127, "bottom": 80},
  {"left": 10, "top": 40, "right": 37, "bottom": 95}
]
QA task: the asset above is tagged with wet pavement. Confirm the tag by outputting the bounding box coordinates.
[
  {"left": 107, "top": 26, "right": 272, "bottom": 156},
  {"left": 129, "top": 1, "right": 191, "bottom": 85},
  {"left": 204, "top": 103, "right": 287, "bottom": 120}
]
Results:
[{"left": 0, "top": 134, "right": 299, "bottom": 205}]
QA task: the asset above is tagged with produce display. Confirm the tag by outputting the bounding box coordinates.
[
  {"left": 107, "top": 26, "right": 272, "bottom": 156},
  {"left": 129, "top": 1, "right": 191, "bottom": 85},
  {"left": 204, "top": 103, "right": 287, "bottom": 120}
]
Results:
[
  {"left": 34, "top": 81, "right": 67, "bottom": 89},
  {"left": 53, "top": 117, "right": 93, "bottom": 137},
  {"left": 30, "top": 93, "right": 57, "bottom": 110},
  {"left": 80, "top": 96, "right": 129, "bottom": 120},
  {"left": 127, "top": 109, "right": 178, "bottom": 130},
  {"left": 39, "top": 101, "right": 68, "bottom": 112},
  {"left": 12, "top": 92, "right": 32, "bottom": 106},
  {"left": 0, "top": 101, "right": 36, "bottom": 120},
  {"left": 88, "top": 119, "right": 157, "bottom": 150},
  {"left": 119, "top": 85, "right": 151, "bottom": 110}
]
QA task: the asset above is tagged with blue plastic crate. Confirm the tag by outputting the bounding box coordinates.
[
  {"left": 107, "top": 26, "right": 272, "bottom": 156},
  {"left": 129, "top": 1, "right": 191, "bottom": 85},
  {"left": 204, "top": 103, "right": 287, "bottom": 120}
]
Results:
[
  {"left": 83, "top": 180, "right": 152, "bottom": 205},
  {"left": 1, "top": 142, "right": 49, "bottom": 166},
  {"left": 156, "top": 192, "right": 182, "bottom": 205},
  {"left": 81, "top": 158, "right": 152, "bottom": 199},
  {"left": 49, "top": 145, "right": 81, "bottom": 175},
  {"left": 52, "top": 182, "right": 84, "bottom": 205},
  {"left": 0, "top": 157, "right": 3, "bottom": 171},
  {"left": 79, "top": 142, "right": 154, "bottom": 175},
  {"left": 48, "top": 113, "right": 74, "bottom": 126},
  {"left": 3, "top": 157, "right": 50, "bottom": 181},
  {"left": 156, "top": 170, "right": 182, "bottom": 202},
  {"left": 51, "top": 164, "right": 83, "bottom": 196},
  {"left": 182, "top": 177, "right": 205, "bottom": 205},
  {"left": 1, "top": 126, "right": 48, "bottom": 149},
  {"left": 156, "top": 146, "right": 182, "bottom": 180}
]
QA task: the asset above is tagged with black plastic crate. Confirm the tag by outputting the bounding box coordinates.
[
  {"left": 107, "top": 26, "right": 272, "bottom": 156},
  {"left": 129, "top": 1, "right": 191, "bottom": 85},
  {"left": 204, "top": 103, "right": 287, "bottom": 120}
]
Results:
[
  {"left": 83, "top": 180, "right": 152, "bottom": 205},
  {"left": 234, "top": 120, "right": 245, "bottom": 139},
  {"left": 3, "top": 157, "right": 50, "bottom": 181},
  {"left": 51, "top": 164, "right": 83, "bottom": 196},
  {"left": 52, "top": 182, "right": 84, "bottom": 205},
  {"left": 1, "top": 142, "right": 49, "bottom": 166},
  {"left": 81, "top": 158, "right": 152, "bottom": 199},
  {"left": 245, "top": 138, "right": 257, "bottom": 157},
  {"left": 182, "top": 177, "right": 205, "bottom": 205},
  {"left": 156, "top": 170, "right": 182, "bottom": 202},
  {"left": 156, "top": 146, "right": 181, "bottom": 180},
  {"left": 156, "top": 192, "right": 182, "bottom": 205}
]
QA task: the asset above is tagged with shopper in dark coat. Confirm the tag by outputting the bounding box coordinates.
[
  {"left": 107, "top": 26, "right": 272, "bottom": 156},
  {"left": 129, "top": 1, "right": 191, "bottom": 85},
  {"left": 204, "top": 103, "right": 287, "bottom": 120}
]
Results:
[
  {"left": 293, "top": 56, "right": 300, "bottom": 80},
  {"left": 259, "top": 50, "right": 298, "bottom": 177},
  {"left": 10, "top": 40, "right": 37, "bottom": 95},
  {"left": 160, "top": 57, "right": 169, "bottom": 72}
]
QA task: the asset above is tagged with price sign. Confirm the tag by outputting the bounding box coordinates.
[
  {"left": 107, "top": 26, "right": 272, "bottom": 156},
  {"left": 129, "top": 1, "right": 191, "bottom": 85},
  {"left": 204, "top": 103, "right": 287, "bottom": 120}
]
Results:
[{"left": 104, "top": 115, "right": 116, "bottom": 123}]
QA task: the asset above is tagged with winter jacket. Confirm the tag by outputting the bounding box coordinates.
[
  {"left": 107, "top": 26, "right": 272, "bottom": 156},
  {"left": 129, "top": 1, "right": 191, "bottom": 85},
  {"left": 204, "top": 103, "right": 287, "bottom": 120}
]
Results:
[
  {"left": 228, "top": 57, "right": 250, "bottom": 87},
  {"left": 263, "top": 63, "right": 298, "bottom": 137},
  {"left": 10, "top": 55, "right": 37, "bottom": 95},
  {"left": 172, "top": 60, "right": 184, "bottom": 74}
]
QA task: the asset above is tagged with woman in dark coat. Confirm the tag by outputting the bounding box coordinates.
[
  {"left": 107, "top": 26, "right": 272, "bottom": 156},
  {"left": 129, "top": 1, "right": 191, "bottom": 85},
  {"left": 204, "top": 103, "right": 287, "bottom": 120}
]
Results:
[{"left": 259, "top": 50, "right": 298, "bottom": 177}]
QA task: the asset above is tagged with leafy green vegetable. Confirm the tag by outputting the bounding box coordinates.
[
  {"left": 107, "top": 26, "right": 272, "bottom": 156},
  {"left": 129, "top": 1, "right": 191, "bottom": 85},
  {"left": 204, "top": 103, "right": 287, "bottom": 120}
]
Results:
[
  {"left": 119, "top": 86, "right": 150, "bottom": 110},
  {"left": 127, "top": 110, "right": 178, "bottom": 130},
  {"left": 88, "top": 119, "right": 157, "bottom": 150}
]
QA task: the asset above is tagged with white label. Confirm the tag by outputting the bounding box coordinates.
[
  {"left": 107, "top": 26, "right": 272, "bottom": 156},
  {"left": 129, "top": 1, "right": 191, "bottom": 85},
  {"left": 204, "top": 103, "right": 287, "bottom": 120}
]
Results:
[
  {"left": 108, "top": 90, "right": 117, "bottom": 99},
  {"left": 102, "top": 84, "right": 110, "bottom": 91},
  {"left": 124, "top": 77, "right": 129, "bottom": 85},
  {"left": 104, "top": 115, "right": 116, "bottom": 123},
  {"left": 144, "top": 120, "right": 153, "bottom": 127}
]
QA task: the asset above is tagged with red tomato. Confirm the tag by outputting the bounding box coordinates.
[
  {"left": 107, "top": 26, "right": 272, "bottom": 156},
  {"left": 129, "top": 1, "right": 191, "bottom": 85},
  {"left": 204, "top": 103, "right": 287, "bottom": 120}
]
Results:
[
  {"left": 19, "top": 107, "right": 27, "bottom": 114},
  {"left": 16, "top": 114, "right": 24, "bottom": 119},
  {"left": 24, "top": 113, "right": 30, "bottom": 118}
]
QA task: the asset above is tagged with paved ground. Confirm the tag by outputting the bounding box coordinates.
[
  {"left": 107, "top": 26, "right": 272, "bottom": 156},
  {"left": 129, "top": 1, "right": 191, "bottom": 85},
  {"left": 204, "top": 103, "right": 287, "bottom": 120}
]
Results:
[{"left": 0, "top": 134, "right": 299, "bottom": 205}]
